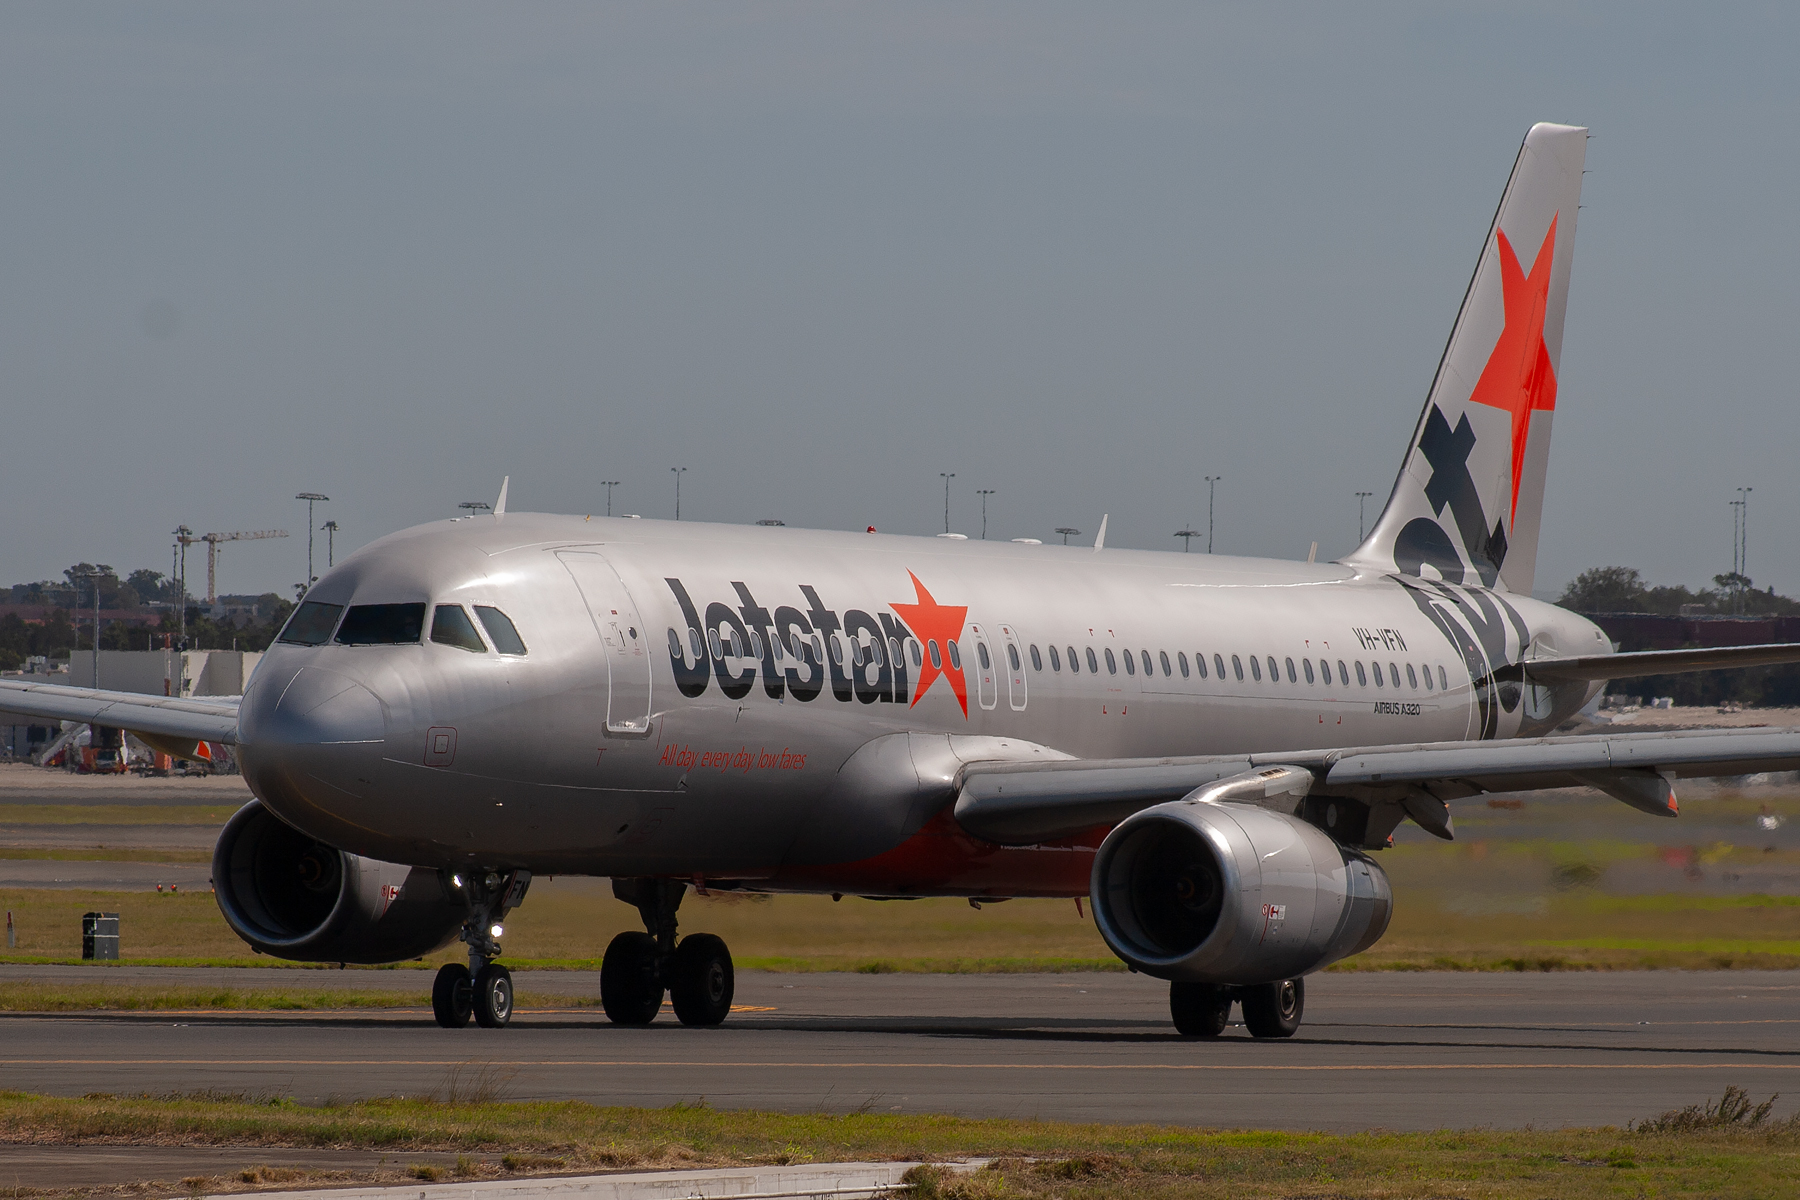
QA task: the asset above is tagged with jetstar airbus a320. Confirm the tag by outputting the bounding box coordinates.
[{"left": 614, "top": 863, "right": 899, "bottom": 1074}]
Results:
[{"left": 13, "top": 122, "right": 1800, "bottom": 1038}]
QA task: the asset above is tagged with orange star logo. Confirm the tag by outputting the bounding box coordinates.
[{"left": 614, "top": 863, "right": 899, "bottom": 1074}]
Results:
[
  {"left": 888, "top": 570, "right": 969, "bottom": 716},
  {"left": 1467, "top": 213, "right": 1559, "bottom": 524}
]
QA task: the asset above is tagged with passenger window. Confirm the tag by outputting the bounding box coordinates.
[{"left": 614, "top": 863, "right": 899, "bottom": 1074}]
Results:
[
  {"left": 928, "top": 639, "right": 943, "bottom": 669},
  {"left": 1178, "top": 652, "right": 1190, "bottom": 678},
  {"left": 1231, "top": 654, "right": 1243, "bottom": 681},
  {"left": 1407, "top": 663, "right": 1418, "bottom": 689},
  {"left": 708, "top": 628, "right": 724, "bottom": 659},
  {"left": 1438, "top": 664, "right": 1448, "bottom": 690},
  {"left": 1140, "top": 650, "right": 1153, "bottom": 676},
  {"left": 1267, "top": 656, "right": 1279, "bottom": 683},
  {"left": 947, "top": 640, "right": 963, "bottom": 670},
  {"left": 1303, "top": 658, "right": 1315, "bottom": 684},
  {"left": 1029, "top": 644, "right": 1042, "bottom": 671},
  {"left": 1161, "top": 651, "right": 1173, "bottom": 677},
  {"left": 749, "top": 630, "right": 764, "bottom": 660},
  {"left": 1321, "top": 659, "right": 1333, "bottom": 685},
  {"left": 1008, "top": 644, "right": 1021, "bottom": 672},
  {"left": 1086, "top": 647, "right": 1098, "bottom": 673},
  {"left": 889, "top": 638, "right": 902, "bottom": 667},
  {"left": 1337, "top": 659, "right": 1349, "bottom": 686},
  {"left": 336, "top": 603, "right": 426, "bottom": 646},
  {"left": 1355, "top": 661, "right": 1368, "bottom": 686},
  {"left": 279, "top": 601, "right": 342, "bottom": 646},
  {"left": 1250, "top": 656, "right": 1261, "bottom": 682},
  {"left": 431, "top": 605, "right": 486, "bottom": 652},
  {"left": 1050, "top": 645, "right": 1062, "bottom": 671},
  {"left": 772, "top": 632, "right": 785, "bottom": 661},
  {"left": 1371, "top": 661, "right": 1383, "bottom": 687},
  {"left": 870, "top": 637, "right": 884, "bottom": 666},
  {"left": 730, "top": 630, "right": 745, "bottom": 658},
  {"left": 1104, "top": 648, "right": 1117, "bottom": 674},
  {"left": 909, "top": 639, "right": 923, "bottom": 667},
  {"left": 1285, "top": 657, "right": 1297, "bottom": 683},
  {"left": 1389, "top": 662, "right": 1401, "bottom": 688},
  {"left": 690, "top": 628, "right": 703, "bottom": 658},
  {"left": 470, "top": 606, "right": 526, "bottom": 655},
  {"left": 811, "top": 635, "right": 825, "bottom": 663},
  {"left": 1119, "top": 648, "right": 1131, "bottom": 675},
  {"left": 667, "top": 628, "right": 685, "bottom": 661},
  {"left": 977, "top": 642, "right": 991, "bottom": 670},
  {"left": 827, "top": 634, "right": 843, "bottom": 664}
]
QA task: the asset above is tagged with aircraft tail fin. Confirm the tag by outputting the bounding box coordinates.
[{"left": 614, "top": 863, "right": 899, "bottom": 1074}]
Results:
[{"left": 1344, "top": 122, "right": 1586, "bottom": 593}]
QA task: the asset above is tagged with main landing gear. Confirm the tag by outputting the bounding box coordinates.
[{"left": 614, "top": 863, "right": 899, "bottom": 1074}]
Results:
[
  {"left": 433, "top": 868, "right": 531, "bottom": 1029},
  {"left": 1170, "top": 978, "right": 1304, "bottom": 1039},
  {"left": 600, "top": 878, "right": 736, "bottom": 1028}
]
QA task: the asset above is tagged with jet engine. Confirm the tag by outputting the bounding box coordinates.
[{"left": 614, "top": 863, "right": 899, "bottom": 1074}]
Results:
[
  {"left": 212, "top": 800, "right": 466, "bottom": 964},
  {"left": 1090, "top": 798, "right": 1391, "bottom": 984}
]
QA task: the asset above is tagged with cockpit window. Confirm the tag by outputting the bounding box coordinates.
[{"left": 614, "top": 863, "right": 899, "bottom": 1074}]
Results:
[
  {"left": 335, "top": 603, "right": 426, "bottom": 645},
  {"left": 278, "top": 601, "right": 343, "bottom": 646},
  {"left": 430, "top": 604, "right": 487, "bottom": 653},
  {"left": 474, "top": 605, "right": 528, "bottom": 656}
]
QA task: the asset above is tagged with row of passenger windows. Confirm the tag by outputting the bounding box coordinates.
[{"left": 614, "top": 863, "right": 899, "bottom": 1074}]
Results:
[
  {"left": 672, "top": 620, "right": 1449, "bottom": 695},
  {"left": 279, "top": 600, "right": 528, "bottom": 656}
]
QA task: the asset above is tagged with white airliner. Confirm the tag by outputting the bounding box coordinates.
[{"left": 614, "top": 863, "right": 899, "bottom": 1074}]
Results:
[{"left": 11, "top": 122, "right": 1800, "bottom": 1039}]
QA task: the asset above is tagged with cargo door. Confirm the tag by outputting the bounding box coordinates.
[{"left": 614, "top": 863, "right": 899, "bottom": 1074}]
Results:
[{"left": 558, "top": 551, "right": 653, "bottom": 735}]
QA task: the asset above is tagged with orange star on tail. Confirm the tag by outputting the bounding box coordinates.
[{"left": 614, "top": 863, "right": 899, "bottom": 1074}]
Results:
[
  {"left": 1468, "top": 213, "right": 1559, "bottom": 524},
  {"left": 889, "top": 571, "right": 969, "bottom": 716}
]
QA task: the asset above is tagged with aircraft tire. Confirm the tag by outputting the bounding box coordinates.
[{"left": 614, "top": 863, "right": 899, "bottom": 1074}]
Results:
[
  {"left": 669, "top": 933, "right": 735, "bottom": 1027},
  {"left": 472, "top": 963, "right": 514, "bottom": 1028},
  {"left": 1169, "top": 981, "right": 1232, "bottom": 1037},
  {"left": 432, "top": 962, "right": 473, "bottom": 1029},
  {"left": 601, "top": 931, "right": 664, "bottom": 1025},
  {"left": 1240, "top": 978, "right": 1304, "bottom": 1038}
]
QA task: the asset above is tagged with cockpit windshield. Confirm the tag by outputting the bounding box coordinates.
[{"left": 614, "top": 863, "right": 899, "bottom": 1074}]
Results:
[
  {"left": 277, "top": 601, "right": 343, "bottom": 646},
  {"left": 334, "top": 603, "right": 426, "bottom": 645}
]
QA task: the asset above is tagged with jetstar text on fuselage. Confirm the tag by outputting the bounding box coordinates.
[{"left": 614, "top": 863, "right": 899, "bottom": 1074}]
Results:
[{"left": 663, "top": 573, "right": 971, "bottom": 714}]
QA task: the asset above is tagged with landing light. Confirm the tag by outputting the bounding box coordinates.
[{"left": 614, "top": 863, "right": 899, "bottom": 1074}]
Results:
[
  {"left": 451, "top": 874, "right": 464, "bottom": 888},
  {"left": 489, "top": 923, "right": 504, "bottom": 938}
]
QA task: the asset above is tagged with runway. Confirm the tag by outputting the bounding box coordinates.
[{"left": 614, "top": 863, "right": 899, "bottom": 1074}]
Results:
[{"left": 4, "top": 968, "right": 1797, "bottom": 1130}]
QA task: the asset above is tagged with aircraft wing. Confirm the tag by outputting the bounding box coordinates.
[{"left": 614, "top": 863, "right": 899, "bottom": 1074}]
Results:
[
  {"left": 1520, "top": 642, "right": 1800, "bottom": 682},
  {"left": 952, "top": 726, "right": 1800, "bottom": 844},
  {"left": 0, "top": 679, "right": 240, "bottom": 745}
]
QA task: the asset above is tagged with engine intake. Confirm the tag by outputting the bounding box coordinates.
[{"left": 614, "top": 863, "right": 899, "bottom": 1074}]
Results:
[
  {"left": 212, "top": 800, "right": 465, "bottom": 964},
  {"left": 1091, "top": 799, "right": 1391, "bottom": 984}
]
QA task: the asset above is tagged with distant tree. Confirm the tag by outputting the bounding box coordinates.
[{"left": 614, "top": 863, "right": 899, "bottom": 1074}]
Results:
[
  {"left": 1557, "top": 566, "right": 1647, "bottom": 613},
  {"left": 125, "top": 568, "right": 178, "bottom": 605}
]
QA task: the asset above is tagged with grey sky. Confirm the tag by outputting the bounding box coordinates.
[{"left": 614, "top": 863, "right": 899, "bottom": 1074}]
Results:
[{"left": 4, "top": 3, "right": 1796, "bottom": 600}]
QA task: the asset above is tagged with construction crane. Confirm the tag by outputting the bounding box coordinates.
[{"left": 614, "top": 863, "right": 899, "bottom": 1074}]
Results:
[{"left": 177, "top": 529, "right": 289, "bottom": 604}]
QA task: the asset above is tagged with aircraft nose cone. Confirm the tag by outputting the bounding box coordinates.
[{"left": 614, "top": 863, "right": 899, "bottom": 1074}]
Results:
[
  {"left": 239, "top": 666, "right": 388, "bottom": 809},
  {"left": 261, "top": 666, "right": 386, "bottom": 745}
]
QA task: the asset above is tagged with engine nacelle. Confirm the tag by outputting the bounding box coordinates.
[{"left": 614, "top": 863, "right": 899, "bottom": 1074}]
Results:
[
  {"left": 1091, "top": 799, "right": 1391, "bottom": 984},
  {"left": 212, "top": 800, "right": 465, "bottom": 964}
]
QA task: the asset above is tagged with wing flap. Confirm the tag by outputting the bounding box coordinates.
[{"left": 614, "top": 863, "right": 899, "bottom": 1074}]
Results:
[{"left": 0, "top": 679, "right": 239, "bottom": 744}]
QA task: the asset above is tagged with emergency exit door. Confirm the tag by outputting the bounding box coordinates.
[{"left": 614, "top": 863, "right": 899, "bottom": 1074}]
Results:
[{"left": 558, "top": 551, "right": 652, "bottom": 734}]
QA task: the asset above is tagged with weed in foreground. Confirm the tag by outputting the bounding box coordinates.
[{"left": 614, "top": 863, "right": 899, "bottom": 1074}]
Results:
[{"left": 1633, "top": 1085, "right": 1786, "bottom": 1134}]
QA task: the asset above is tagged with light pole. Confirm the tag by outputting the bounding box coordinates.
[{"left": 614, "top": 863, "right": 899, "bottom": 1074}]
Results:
[
  {"left": 74, "top": 568, "right": 102, "bottom": 689},
  {"left": 601, "top": 481, "right": 621, "bottom": 518},
  {"left": 1204, "top": 476, "right": 1221, "bottom": 553},
  {"left": 671, "top": 468, "right": 687, "bottom": 520},
  {"left": 172, "top": 526, "right": 191, "bottom": 648},
  {"left": 321, "top": 520, "right": 338, "bottom": 568},
  {"left": 295, "top": 493, "right": 329, "bottom": 589},
  {"left": 1738, "top": 486, "right": 1753, "bottom": 582},
  {"left": 1356, "top": 491, "right": 1374, "bottom": 541},
  {"left": 940, "top": 473, "right": 956, "bottom": 533},
  {"left": 1174, "top": 528, "right": 1201, "bottom": 552},
  {"left": 976, "top": 489, "right": 996, "bottom": 539},
  {"left": 1054, "top": 527, "right": 1080, "bottom": 545}
]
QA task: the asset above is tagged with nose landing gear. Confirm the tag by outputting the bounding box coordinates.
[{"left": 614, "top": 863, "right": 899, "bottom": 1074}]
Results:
[
  {"left": 432, "top": 868, "right": 530, "bottom": 1030},
  {"left": 602, "top": 878, "right": 736, "bottom": 1027}
]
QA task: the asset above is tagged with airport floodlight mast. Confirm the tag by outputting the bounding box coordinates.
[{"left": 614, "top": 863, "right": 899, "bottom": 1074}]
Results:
[
  {"left": 1356, "top": 491, "right": 1374, "bottom": 542},
  {"left": 1739, "top": 486, "right": 1753, "bottom": 581},
  {"left": 295, "top": 493, "right": 329, "bottom": 587},
  {"left": 1055, "top": 526, "right": 1080, "bottom": 545},
  {"left": 976, "top": 489, "right": 996, "bottom": 539},
  {"left": 321, "top": 520, "right": 339, "bottom": 568},
  {"left": 600, "top": 481, "right": 621, "bottom": 518},
  {"left": 72, "top": 568, "right": 103, "bottom": 689},
  {"left": 940, "top": 473, "right": 955, "bottom": 533},
  {"left": 671, "top": 467, "right": 687, "bottom": 520},
  {"left": 1204, "top": 476, "right": 1222, "bottom": 553},
  {"left": 1174, "top": 527, "right": 1201, "bottom": 552},
  {"left": 171, "top": 526, "right": 192, "bottom": 646}
]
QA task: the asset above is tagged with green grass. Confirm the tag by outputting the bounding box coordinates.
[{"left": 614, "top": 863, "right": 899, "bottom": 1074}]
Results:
[
  {"left": 0, "top": 803, "right": 237, "bottom": 824},
  {"left": 0, "top": 847, "right": 213, "bottom": 863},
  {"left": 2, "top": 1089, "right": 1798, "bottom": 1199}
]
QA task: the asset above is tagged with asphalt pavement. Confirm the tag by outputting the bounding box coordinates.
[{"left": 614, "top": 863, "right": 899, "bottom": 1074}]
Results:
[{"left": 3, "top": 968, "right": 1796, "bottom": 1131}]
